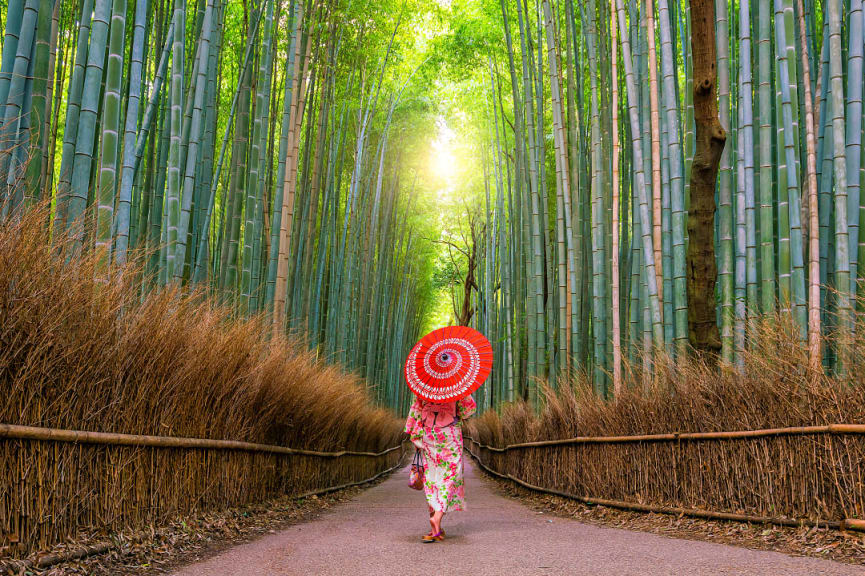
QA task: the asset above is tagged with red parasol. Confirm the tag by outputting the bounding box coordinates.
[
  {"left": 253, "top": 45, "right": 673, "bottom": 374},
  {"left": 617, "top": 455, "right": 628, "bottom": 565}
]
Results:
[{"left": 404, "top": 326, "right": 493, "bottom": 403}]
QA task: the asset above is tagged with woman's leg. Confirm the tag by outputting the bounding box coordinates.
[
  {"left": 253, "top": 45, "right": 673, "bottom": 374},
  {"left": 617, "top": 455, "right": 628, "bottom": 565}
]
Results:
[{"left": 431, "top": 509, "right": 445, "bottom": 534}]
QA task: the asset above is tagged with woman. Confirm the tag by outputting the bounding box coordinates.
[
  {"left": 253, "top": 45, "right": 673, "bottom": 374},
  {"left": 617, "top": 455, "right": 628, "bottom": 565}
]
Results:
[{"left": 404, "top": 394, "right": 476, "bottom": 542}]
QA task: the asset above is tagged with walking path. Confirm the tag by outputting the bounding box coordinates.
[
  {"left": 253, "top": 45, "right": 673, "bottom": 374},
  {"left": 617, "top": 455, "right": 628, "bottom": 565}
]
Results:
[{"left": 170, "top": 459, "right": 863, "bottom": 576}]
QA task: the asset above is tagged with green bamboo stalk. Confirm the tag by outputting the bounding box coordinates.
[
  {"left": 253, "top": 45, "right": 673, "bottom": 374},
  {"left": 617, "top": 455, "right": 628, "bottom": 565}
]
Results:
[
  {"left": 22, "top": 0, "right": 53, "bottom": 204},
  {"left": 0, "top": 0, "right": 25, "bottom": 123},
  {"left": 716, "top": 0, "right": 733, "bottom": 363},
  {"left": 191, "top": 5, "right": 263, "bottom": 284},
  {"left": 516, "top": 0, "right": 543, "bottom": 392},
  {"left": 795, "top": 0, "right": 821, "bottom": 370},
  {"left": 610, "top": 0, "right": 622, "bottom": 393},
  {"left": 66, "top": 0, "right": 110, "bottom": 246},
  {"left": 827, "top": 0, "right": 851, "bottom": 371},
  {"left": 585, "top": 0, "right": 608, "bottom": 393},
  {"left": 113, "top": 0, "right": 149, "bottom": 266},
  {"left": 644, "top": 0, "right": 663, "bottom": 313},
  {"left": 615, "top": 0, "right": 664, "bottom": 349},
  {"left": 775, "top": 0, "right": 807, "bottom": 339},
  {"left": 541, "top": 0, "right": 577, "bottom": 380},
  {"left": 265, "top": 0, "right": 301, "bottom": 318},
  {"left": 846, "top": 0, "right": 863, "bottom": 293},
  {"left": 129, "top": 17, "right": 174, "bottom": 190},
  {"left": 273, "top": 11, "right": 313, "bottom": 330},
  {"left": 564, "top": 0, "right": 583, "bottom": 370},
  {"left": 656, "top": 0, "right": 687, "bottom": 352},
  {"left": 173, "top": 0, "right": 215, "bottom": 282},
  {"left": 164, "top": 0, "right": 185, "bottom": 281},
  {"left": 94, "top": 0, "right": 127, "bottom": 275},
  {"left": 0, "top": 0, "right": 39, "bottom": 206},
  {"left": 757, "top": 0, "right": 776, "bottom": 313}
]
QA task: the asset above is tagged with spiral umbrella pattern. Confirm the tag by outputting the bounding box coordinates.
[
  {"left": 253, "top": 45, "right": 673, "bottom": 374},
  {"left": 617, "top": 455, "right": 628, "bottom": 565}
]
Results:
[{"left": 404, "top": 326, "right": 493, "bottom": 403}]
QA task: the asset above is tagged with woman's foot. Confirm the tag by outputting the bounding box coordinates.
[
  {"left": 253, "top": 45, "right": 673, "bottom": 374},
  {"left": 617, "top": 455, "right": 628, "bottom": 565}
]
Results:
[{"left": 421, "top": 530, "right": 444, "bottom": 543}]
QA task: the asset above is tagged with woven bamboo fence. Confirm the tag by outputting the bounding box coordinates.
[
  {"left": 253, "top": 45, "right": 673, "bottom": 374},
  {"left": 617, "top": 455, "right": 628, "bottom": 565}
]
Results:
[
  {"left": 466, "top": 424, "right": 865, "bottom": 530},
  {"left": 0, "top": 424, "right": 404, "bottom": 559}
]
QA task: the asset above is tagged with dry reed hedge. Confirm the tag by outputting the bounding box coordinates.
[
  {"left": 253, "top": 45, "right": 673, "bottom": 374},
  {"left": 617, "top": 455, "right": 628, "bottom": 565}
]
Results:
[
  {"left": 468, "top": 321, "right": 865, "bottom": 524},
  {"left": 0, "top": 209, "right": 403, "bottom": 559}
]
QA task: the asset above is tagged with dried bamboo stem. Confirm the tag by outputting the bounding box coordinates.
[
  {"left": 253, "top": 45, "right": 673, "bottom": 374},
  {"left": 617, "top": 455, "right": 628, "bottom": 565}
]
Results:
[
  {"left": 0, "top": 424, "right": 403, "bottom": 458},
  {"left": 0, "top": 449, "right": 406, "bottom": 573},
  {"left": 466, "top": 443, "right": 848, "bottom": 530},
  {"left": 466, "top": 424, "right": 865, "bottom": 451}
]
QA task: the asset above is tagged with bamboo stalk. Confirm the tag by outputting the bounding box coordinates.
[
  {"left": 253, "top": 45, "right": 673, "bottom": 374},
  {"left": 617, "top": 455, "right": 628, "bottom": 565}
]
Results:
[
  {"left": 465, "top": 423, "right": 865, "bottom": 450},
  {"left": 645, "top": 0, "right": 664, "bottom": 311},
  {"left": 610, "top": 0, "right": 622, "bottom": 394},
  {"left": 794, "top": 0, "right": 821, "bottom": 373},
  {"left": 0, "top": 424, "right": 404, "bottom": 458},
  {"left": 842, "top": 519, "right": 865, "bottom": 532}
]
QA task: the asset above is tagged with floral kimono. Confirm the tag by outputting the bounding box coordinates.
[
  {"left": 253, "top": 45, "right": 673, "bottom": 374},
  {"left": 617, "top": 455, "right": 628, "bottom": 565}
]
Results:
[{"left": 404, "top": 395, "right": 477, "bottom": 513}]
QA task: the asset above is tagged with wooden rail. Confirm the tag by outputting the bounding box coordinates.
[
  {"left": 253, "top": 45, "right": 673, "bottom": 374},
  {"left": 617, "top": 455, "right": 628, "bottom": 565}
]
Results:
[
  {"left": 0, "top": 446, "right": 407, "bottom": 573},
  {"left": 466, "top": 423, "right": 865, "bottom": 452},
  {"left": 465, "top": 431, "right": 865, "bottom": 533},
  {"left": 0, "top": 423, "right": 402, "bottom": 458}
]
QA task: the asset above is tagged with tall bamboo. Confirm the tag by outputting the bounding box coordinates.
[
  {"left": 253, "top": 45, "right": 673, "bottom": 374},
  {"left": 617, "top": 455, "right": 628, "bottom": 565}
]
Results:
[
  {"left": 94, "top": 0, "right": 127, "bottom": 275},
  {"left": 164, "top": 0, "right": 185, "bottom": 280},
  {"left": 615, "top": 0, "right": 664, "bottom": 349},
  {"left": 272, "top": 0, "right": 305, "bottom": 332},
  {"left": 113, "top": 0, "right": 149, "bottom": 266},
  {"left": 794, "top": 0, "right": 821, "bottom": 371},
  {"left": 827, "top": 0, "right": 850, "bottom": 370},
  {"left": 610, "top": 0, "right": 622, "bottom": 393}
]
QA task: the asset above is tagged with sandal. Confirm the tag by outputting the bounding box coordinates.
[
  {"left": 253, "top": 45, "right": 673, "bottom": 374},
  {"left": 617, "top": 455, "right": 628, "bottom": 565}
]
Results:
[{"left": 422, "top": 530, "right": 445, "bottom": 543}]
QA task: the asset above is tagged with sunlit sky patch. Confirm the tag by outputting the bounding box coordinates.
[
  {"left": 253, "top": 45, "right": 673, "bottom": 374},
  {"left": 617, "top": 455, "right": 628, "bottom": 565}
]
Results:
[{"left": 431, "top": 117, "right": 457, "bottom": 199}]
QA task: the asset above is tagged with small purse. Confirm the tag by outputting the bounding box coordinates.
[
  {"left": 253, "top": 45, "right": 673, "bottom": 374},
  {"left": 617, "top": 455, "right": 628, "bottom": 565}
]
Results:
[{"left": 408, "top": 449, "right": 425, "bottom": 490}]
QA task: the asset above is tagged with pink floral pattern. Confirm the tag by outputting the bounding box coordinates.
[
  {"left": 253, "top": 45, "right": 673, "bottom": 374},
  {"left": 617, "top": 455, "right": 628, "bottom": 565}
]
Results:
[{"left": 404, "top": 395, "right": 476, "bottom": 512}]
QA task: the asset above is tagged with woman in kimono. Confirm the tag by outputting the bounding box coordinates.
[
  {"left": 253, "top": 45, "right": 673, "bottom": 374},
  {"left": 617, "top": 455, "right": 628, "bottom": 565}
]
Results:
[{"left": 404, "top": 394, "right": 476, "bottom": 542}]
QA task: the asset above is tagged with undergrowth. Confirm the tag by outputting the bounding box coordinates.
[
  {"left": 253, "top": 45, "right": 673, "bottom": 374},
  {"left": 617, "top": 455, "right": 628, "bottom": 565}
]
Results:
[
  {"left": 0, "top": 206, "right": 401, "bottom": 452},
  {"left": 470, "top": 317, "right": 865, "bottom": 446}
]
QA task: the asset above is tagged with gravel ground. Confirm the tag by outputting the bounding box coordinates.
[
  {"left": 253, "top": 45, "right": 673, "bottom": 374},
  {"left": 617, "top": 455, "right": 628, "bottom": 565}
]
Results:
[{"left": 165, "top": 459, "right": 865, "bottom": 576}]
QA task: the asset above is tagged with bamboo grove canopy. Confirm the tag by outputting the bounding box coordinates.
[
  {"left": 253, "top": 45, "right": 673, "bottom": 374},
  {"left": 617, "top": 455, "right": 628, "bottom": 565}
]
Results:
[
  {"left": 0, "top": 0, "right": 448, "bottom": 413},
  {"left": 0, "top": 0, "right": 864, "bottom": 412},
  {"left": 428, "top": 0, "right": 864, "bottom": 409}
]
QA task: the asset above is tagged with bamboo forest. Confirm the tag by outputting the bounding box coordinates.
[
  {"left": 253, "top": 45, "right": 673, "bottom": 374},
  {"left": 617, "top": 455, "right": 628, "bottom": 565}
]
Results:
[{"left": 2, "top": 0, "right": 865, "bottom": 571}]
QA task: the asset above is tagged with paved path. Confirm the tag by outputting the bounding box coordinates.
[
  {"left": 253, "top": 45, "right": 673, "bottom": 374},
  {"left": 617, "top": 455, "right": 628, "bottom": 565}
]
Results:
[{"left": 170, "top": 459, "right": 864, "bottom": 576}]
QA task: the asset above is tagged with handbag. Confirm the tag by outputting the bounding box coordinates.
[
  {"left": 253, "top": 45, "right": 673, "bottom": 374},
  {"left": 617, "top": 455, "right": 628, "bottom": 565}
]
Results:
[{"left": 408, "top": 448, "right": 425, "bottom": 490}]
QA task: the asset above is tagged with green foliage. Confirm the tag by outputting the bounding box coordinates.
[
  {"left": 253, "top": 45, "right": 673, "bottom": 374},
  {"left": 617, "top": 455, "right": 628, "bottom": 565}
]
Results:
[{"left": 1, "top": 0, "right": 863, "bottom": 413}]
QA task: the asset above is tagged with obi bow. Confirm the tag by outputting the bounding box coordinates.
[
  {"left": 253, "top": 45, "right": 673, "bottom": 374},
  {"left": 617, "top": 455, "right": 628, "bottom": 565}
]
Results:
[{"left": 420, "top": 401, "right": 457, "bottom": 428}]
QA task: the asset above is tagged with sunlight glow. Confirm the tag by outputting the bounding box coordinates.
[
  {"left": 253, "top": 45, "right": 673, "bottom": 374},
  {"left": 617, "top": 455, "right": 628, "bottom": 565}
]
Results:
[
  {"left": 431, "top": 118, "right": 458, "bottom": 196},
  {"left": 432, "top": 143, "right": 457, "bottom": 182}
]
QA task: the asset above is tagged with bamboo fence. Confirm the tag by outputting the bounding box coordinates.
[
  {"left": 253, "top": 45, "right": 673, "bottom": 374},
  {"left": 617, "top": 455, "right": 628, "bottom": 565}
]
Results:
[
  {"left": 466, "top": 425, "right": 865, "bottom": 531},
  {"left": 0, "top": 425, "right": 405, "bottom": 559}
]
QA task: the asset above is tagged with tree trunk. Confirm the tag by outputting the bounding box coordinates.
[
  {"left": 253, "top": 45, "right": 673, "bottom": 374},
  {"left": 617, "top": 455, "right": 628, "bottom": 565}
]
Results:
[{"left": 687, "top": 0, "right": 725, "bottom": 355}]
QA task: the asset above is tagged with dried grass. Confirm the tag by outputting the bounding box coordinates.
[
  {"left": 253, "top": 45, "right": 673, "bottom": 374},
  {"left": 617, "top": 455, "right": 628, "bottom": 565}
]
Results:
[
  {"left": 468, "top": 316, "right": 865, "bottom": 525},
  {"left": 0, "top": 208, "right": 402, "bottom": 559}
]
